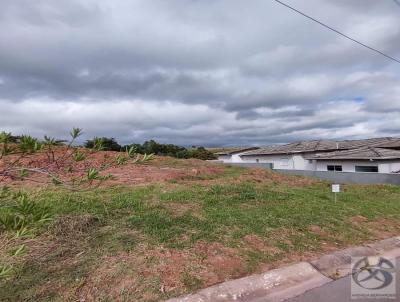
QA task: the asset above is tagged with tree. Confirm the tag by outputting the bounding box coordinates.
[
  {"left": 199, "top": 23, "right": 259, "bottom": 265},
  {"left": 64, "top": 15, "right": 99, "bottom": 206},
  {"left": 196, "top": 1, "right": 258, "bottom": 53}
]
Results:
[
  {"left": 123, "top": 140, "right": 216, "bottom": 160},
  {"left": 85, "top": 137, "right": 121, "bottom": 151}
]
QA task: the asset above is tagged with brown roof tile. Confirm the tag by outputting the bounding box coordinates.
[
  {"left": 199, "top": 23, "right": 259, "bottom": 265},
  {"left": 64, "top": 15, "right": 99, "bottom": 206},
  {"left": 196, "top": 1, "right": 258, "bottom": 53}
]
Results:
[
  {"left": 307, "top": 147, "right": 400, "bottom": 160},
  {"left": 240, "top": 137, "right": 400, "bottom": 156},
  {"left": 215, "top": 147, "right": 259, "bottom": 156}
]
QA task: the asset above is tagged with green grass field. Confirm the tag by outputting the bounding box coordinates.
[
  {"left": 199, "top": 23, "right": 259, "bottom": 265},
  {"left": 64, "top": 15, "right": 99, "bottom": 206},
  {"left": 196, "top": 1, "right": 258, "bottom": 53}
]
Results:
[{"left": 1, "top": 165, "right": 400, "bottom": 301}]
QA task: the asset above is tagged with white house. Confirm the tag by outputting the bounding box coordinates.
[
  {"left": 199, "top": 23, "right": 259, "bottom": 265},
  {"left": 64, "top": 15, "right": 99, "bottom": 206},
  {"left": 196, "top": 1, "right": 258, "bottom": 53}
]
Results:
[
  {"left": 215, "top": 147, "right": 259, "bottom": 163},
  {"left": 237, "top": 140, "right": 347, "bottom": 170},
  {"left": 217, "top": 137, "right": 400, "bottom": 174},
  {"left": 307, "top": 147, "right": 400, "bottom": 174}
]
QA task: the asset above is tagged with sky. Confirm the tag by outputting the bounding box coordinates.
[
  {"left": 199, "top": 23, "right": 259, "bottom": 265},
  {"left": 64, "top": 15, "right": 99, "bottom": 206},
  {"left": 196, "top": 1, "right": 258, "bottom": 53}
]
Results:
[{"left": 0, "top": 0, "right": 400, "bottom": 146}]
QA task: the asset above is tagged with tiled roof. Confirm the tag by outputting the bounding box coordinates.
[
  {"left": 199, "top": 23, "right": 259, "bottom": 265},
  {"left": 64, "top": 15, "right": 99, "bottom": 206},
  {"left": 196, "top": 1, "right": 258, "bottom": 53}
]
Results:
[
  {"left": 307, "top": 147, "right": 400, "bottom": 160},
  {"left": 240, "top": 137, "right": 400, "bottom": 156},
  {"left": 215, "top": 147, "right": 259, "bottom": 156},
  {"left": 339, "top": 137, "right": 400, "bottom": 149},
  {"left": 374, "top": 139, "right": 400, "bottom": 149},
  {"left": 240, "top": 141, "right": 336, "bottom": 156}
]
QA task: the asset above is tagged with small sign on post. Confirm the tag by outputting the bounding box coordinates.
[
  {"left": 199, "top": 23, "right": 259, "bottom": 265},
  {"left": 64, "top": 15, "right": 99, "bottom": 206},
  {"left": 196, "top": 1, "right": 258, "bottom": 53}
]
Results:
[
  {"left": 332, "top": 184, "right": 340, "bottom": 193},
  {"left": 332, "top": 184, "right": 341, "bottom": 202}
]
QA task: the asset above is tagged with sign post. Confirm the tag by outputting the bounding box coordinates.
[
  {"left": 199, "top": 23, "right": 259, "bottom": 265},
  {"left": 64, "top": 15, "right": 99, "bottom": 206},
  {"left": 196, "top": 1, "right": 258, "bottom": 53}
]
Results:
[{"left": 332, "top": 184, "right": 341, "bottom": 202}]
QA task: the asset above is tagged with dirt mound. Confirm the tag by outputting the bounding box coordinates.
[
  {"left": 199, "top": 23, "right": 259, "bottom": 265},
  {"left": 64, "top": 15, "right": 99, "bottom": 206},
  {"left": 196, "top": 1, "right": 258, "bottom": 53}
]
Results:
[{"left": 0, "top": 148, "right": 225, "bottom": 188}]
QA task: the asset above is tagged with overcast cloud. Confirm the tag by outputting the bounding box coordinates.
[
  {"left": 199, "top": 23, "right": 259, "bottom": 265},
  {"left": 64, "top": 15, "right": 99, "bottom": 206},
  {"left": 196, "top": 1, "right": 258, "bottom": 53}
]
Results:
[{"left": 0, "top": 0, "right": 399, "bottom": 146}]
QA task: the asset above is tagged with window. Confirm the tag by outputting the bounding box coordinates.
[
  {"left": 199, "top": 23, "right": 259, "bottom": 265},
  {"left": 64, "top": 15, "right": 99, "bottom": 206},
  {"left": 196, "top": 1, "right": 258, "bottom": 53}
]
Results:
[
  {"left": 280, "top": 158, "right": 289, "bottom": 166},
  {"left": 355, "top": 166, "right": 378, "bottom": 173},
  {"left": 327, "top": 165, "right": 343, "bottom": 171}
]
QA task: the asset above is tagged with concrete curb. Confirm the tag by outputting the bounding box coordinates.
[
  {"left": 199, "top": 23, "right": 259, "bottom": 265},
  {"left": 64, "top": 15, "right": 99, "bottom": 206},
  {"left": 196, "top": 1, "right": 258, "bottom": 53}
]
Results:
[
  {"left": 311, "top": 236, "right": 400, "bottom": 279},
  {"left": 166, "top": 236, "right": 400, "bottom": 302},
  {"left": 368, "top": 236, "right": 400, "bottom": 260},
  {"left": 166, "top": 262, "right": 331, "bottom": 302}
]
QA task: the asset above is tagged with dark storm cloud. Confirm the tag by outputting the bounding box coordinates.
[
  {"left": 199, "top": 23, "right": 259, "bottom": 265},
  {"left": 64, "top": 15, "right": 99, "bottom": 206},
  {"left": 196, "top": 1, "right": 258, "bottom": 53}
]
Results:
[{"left": 0, "top": 0, "right": 399, "bottom": 145}]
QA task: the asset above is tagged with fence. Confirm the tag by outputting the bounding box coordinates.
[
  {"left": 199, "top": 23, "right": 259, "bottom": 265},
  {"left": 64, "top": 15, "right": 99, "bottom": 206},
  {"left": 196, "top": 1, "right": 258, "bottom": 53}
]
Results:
[
  {"left": 226, "top": 163, "right": 400, "bottom": 185},
  {"left": 225, "top": 163, "right": 273, "bottom": 169}
]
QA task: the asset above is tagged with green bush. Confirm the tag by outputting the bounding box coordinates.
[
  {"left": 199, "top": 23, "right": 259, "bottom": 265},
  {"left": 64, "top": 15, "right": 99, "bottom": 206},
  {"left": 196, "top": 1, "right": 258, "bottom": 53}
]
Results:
[
  {"left": 85, "top": 137, "right": 121, "bottom": 151},
  {"left": 123, "top": 141, "right": 216, "bottom": 160}
]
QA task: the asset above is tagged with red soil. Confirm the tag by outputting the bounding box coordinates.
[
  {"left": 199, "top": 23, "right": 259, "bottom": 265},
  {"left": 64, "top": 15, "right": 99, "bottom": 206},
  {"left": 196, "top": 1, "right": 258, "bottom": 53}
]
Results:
[{"left": 0, "top": 148, "right": 225, "bottom": 188}]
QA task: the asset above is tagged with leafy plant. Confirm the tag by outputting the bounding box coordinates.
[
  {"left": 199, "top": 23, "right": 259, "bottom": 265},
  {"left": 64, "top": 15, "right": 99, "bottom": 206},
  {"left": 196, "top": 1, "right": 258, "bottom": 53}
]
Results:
[
  {"left": 0, "top": 132, "right": 12, "bottom": 144},
  {"left": 72, "top": 150, "right": 86, "bottom": 162},
  {"left": 0, "top": 193, "right": 52, "bottom": 233},
  {"left": 70, "top": 127, "right": 83, "bottom": 140},
  {"left": 0, "top": 132, "right": 13, "bottom": 157},
  {"left": 0, "top": 186, "right": 10, "bottom": 199},
  {"left": 0, "top": 128, "right": 115, "bottom": 190},
  {"left": 0, "top": 264, "right": 13, "bottom": 280},
  {"left": 126, "top": 146, "right": 138, "bottom": 158},
  {"left": 115, "top": 154, "right": 128, "bottom": 165},
  {"left": 85, "top": 168, "right": 113, "bottom": 185},
  {"left": 0, "top": 127, "right": 159, "bottom": 193},
  {"left": 19, "top": 135, "right": 42, "bottom": 154},
  {"left": 86, "top": 168, "right": 100, "bottom": 182},
  {"left": 10, "top": 245, "right": 26, "bottom": 257},
  {"left": 141, "top": 153, "right": 155, "bottom": 163},
  {"left": 121, "top": 146, "right": 154, "bottom": 164},
  {"left": 43, "top": 136, "right": 64, "bottom": 163}
]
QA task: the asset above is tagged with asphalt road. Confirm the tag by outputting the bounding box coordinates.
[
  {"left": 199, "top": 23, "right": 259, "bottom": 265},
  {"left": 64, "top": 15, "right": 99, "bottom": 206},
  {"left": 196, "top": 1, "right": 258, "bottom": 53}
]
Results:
[{"left": 285, "top": 258, "right": 400, "bottom": 302}]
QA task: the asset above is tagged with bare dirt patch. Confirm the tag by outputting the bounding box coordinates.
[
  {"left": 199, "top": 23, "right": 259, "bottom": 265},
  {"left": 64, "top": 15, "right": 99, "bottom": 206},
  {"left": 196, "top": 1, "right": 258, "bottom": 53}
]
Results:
[
  {"left": 243, "top": 234, "right": 281, "bottom": 254},
  {"left": 74, "top": 241, "right": 247, "bottom": 301},
  {"left": 349, "top": 215, "right": 368, "bottom": 224},
  {"left": 350, "top": 217, "right": 400, "bottom": 240},
  {"left": 308, "top": 225, "right": 329, "bottom": 237}
]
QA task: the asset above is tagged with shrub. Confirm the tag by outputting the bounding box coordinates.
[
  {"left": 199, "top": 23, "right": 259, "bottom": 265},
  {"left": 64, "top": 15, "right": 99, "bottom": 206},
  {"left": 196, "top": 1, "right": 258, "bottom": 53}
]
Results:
[
  {"left": 123, "top": 141, "right": 216, "bottom": 160},
  {"left": 85, "top": 137, "right": 121, "bottom": 151}
]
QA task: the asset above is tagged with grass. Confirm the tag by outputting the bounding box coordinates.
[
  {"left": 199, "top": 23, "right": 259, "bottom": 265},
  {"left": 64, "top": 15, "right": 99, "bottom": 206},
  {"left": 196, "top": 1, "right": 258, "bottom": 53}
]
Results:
[{"left": 1, "top": 165, "right": 400, "bottom": 301}]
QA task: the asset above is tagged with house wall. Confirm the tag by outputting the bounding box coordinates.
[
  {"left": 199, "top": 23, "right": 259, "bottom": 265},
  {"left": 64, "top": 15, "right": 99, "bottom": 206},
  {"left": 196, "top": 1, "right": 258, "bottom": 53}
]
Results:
[
  {"left": 315, "top": 160, "right": 400, "bottom": 173},
  {"left": 217, "top": 153, "right": 249, "bottom": 163},
  {"left": 217, "top": 155, "right": 232, "bottom": 163},
  {"left": 222, "top": 152, "right": 400, "bottom": 174},
  {"left": 231, "top": 153, "right": 244, "bottom": 163},
  {"left": 240, "top": 153, "right": 316, "bottom": 170},
  {"left": 381, "top": 162, "right": 400, "bottom": 173},
  {"left": 241, "top": 154, "right": 291, "bottom": 169}
]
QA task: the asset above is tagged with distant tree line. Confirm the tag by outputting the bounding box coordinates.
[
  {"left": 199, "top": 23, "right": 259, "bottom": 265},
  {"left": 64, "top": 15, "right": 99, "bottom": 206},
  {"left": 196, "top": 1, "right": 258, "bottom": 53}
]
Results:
[
  {"left": 84, "top": 138, "right": 216, "bottom": 160},
  {"left": 1, "top": 131, "right": 216, "bottom": 160}
]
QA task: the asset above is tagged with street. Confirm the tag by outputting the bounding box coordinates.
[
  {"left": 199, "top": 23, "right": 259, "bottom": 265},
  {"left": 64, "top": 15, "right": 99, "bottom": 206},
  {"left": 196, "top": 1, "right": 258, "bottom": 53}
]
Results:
[{"left": 285, "top": 258, "right": 400, "bottom": 302}]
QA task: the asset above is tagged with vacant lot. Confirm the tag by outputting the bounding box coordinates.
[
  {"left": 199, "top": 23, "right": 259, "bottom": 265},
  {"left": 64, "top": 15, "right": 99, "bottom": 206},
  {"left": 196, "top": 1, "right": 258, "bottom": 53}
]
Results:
[{"left": 1, "top": 156, "right": 400, "bottom": 301}]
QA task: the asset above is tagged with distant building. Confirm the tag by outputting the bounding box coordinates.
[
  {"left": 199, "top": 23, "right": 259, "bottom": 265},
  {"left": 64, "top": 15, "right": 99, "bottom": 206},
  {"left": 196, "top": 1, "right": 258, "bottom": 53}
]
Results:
[
  {"left": 307, "top": 147, "right": 400, "bottom": 174},
  {"left": 215, "top": 147, "right": 259, "bottom": 163},
  {"left": 217, "top": 137, "right": 400, "bottom": 174}
]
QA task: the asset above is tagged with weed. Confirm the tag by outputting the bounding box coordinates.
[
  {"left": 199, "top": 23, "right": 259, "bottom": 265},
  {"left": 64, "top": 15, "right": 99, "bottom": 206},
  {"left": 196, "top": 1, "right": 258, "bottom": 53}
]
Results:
[
  {"left": 0, "top": 264, "right": 13, "bottom": 280},
  {"left": 181, "top": 271, "right": 203, "bottom": 291},
  {"left": 0, "top": 193, "right": 52, "bottom": 232}
]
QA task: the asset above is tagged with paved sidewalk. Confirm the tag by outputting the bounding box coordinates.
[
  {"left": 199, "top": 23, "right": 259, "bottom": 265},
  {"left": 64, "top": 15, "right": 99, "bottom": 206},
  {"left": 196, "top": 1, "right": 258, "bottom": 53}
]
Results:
[{"left": 285, "top": 258, "right": 399, "bottom": 302}]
